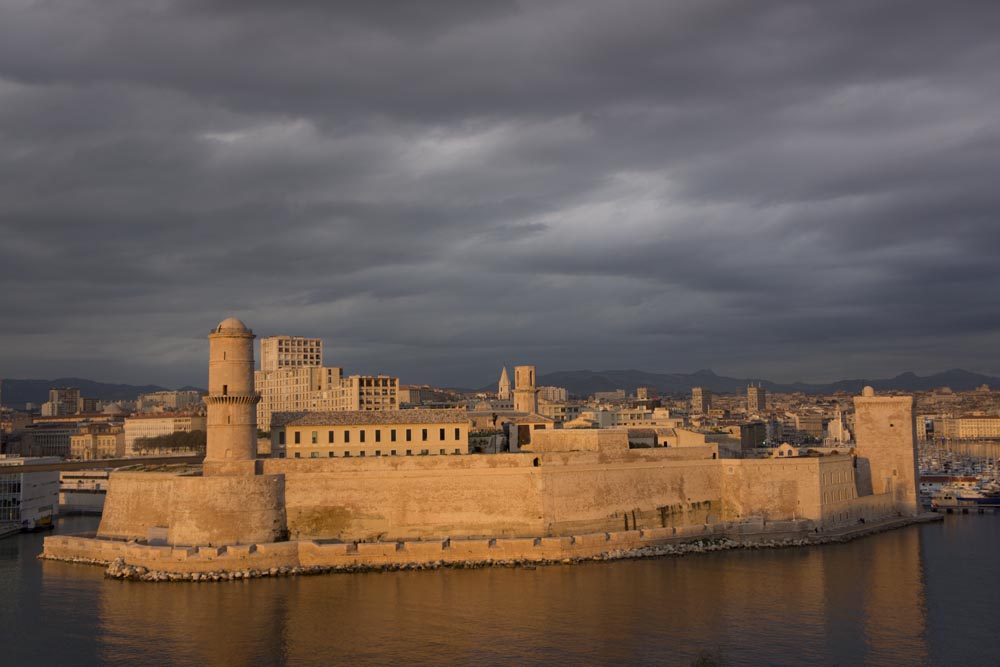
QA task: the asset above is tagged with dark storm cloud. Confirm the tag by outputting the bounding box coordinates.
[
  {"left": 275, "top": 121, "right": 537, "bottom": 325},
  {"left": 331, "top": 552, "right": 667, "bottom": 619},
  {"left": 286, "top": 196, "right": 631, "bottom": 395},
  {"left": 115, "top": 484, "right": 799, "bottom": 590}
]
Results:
[{"left": 1, "top": 0, "right": 999, "bottom": 388}]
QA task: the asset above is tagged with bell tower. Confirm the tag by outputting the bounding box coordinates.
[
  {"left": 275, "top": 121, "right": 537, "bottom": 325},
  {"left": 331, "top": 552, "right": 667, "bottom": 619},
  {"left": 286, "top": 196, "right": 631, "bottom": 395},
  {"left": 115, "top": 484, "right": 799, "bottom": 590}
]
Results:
[
  {"left": 498, "top": 366, "right": 512, "bottom": 401},
  {"left": 514, "top": 365, "right": 538, "bottom": 414},
  {"left": 204, "top": 317, "right": 259, "bottom": 476}
]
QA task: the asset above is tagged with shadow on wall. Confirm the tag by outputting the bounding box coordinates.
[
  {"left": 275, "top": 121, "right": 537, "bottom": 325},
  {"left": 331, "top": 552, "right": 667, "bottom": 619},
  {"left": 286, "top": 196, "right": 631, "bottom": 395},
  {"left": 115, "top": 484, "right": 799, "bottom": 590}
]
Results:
[{"left": 854, "top": 457, "right": 873, "bottom": 497}]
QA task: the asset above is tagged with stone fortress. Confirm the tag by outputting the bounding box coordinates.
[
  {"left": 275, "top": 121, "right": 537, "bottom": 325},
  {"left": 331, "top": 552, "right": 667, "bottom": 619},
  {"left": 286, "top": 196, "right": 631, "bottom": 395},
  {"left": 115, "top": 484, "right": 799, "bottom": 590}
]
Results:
[{"left": 44, "top": 318, "right": 929, "bottom": 576}]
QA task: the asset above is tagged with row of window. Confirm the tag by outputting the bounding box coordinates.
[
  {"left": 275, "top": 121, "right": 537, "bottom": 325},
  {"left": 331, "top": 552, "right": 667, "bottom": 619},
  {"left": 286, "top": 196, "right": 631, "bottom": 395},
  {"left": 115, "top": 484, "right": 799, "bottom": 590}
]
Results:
[
  {"left": 282, "top": 427, "right": 463, "bottom": 446},
  {"left": 357, "top": 381, "right": 397, "bottom": 388},
  {"left": 287, "top": 448, "right": 463, "bottom": 458}
]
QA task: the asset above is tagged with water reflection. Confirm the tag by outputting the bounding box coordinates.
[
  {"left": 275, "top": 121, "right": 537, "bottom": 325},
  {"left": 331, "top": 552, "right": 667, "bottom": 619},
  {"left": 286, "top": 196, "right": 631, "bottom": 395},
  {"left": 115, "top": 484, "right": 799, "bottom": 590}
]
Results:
[
  {"left": 860, "top": 528, "right": 928, "bottom": 666},
  {"left": 88, "top": 527, "right": 930, "bottom": 667}
]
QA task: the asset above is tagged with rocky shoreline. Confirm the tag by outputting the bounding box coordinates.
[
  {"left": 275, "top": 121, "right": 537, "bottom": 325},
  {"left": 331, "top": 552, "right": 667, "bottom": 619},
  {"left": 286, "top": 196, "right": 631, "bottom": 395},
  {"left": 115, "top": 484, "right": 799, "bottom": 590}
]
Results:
[{"left": 40, "top": 514, "right": 937, "bottom": 583}]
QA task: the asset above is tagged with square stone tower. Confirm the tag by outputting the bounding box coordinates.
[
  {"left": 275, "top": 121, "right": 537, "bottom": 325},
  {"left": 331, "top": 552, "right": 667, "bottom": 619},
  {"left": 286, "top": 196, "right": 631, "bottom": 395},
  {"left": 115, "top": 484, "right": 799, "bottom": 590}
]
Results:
[
  {"left": 514, "top": 365, "right": 538, "bottom": 414},
  {"left": 853, "top": 387, "right": 920, "bottom": 516}
]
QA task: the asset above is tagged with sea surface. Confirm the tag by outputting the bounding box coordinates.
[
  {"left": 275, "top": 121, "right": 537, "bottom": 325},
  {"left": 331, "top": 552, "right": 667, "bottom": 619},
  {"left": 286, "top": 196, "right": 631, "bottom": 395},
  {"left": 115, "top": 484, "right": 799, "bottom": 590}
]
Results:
[{"left": 1, "top": 514, "right": 998, "bottom": 667}]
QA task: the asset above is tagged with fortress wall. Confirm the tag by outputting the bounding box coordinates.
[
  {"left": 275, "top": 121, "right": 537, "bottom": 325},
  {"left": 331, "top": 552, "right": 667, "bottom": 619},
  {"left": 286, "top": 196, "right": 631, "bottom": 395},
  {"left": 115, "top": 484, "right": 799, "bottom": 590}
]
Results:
[
  {"left": 261, "top": 453, "right": 537, "bottom": 476},
  {"left": 92, "top": 442, "right": 890, "bottom": 552},
  {"left": 264, "top": 455, "right": 545, "bottom": 541},
  {"left": 537, "top": 452, "right": 723, "bottom": 534},
  {"left": 817, "top": 457, "right": 861, "bottom": 509},
  {"left": 820, "top": 492, "right": 896, "bottom": 528},
  {"left": 525, "top": 429, "right": 629, "bottom": 453},
  {"left": 721, "top": 457, "right": 871, "bottom": 523},
  {"left": 97, "top": 472, "right": 286, "bottom": 546},
  {"left": 720, "top": 458, "right": 823, "bottom": 521},
  {"left": 264, "top": 448, "right": 725, "bottom": 541},
  {"left": 98, "top": 472, "right": 182, "bottom": 540}
]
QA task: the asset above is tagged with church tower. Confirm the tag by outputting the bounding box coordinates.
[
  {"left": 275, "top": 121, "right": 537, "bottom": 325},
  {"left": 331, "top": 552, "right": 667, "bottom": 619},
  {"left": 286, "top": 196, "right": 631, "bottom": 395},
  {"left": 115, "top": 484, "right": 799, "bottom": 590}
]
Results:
[
  {"left": 498, "top": 366, "right": 512, "bottom": 401},
  {"left": 514, "top": 365, "right": 538, "bottom": 414},
  {"left": 204, "top": 317, "right": 260, "bottom": 476}
]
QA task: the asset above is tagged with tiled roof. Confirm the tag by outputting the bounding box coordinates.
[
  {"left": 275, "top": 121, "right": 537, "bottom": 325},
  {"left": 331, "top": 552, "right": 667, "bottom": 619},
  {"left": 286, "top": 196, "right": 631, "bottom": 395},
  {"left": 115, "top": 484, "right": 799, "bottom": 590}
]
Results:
[
  {"left": 511, "top": 412, "right": 555, "bottom": 424},
  {"left": 272, "top": 408, "right": 468, "bottom": 428}
]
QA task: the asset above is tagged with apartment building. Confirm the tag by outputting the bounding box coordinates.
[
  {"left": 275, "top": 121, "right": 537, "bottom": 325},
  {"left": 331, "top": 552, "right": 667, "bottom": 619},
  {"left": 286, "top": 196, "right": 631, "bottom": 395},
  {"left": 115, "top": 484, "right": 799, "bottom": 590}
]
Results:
[
  {"left": 936, "top": 416, "right": 1000, "bottom": 439},
  {"left": 137, "top": 390, "right": 203, "bottom": 413},
  {"left": 538, "top": 386, "right": 568, "bottom": 402},
  {"left": 260, "top": 335, "right": 323, "bottom": 372},
  {"left": 255, "top": 335, "right": 397, "bottom": 431}
]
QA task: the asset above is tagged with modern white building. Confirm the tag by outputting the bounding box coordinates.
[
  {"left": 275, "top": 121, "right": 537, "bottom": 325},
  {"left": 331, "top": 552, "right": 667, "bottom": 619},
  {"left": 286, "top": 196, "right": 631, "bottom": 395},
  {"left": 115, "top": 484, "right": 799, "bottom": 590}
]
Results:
[
  {"left": 260, "top": 335, "right": 324, "bottom": 372},
  {"left": 0, "top": 457, "right": 60, "bottom": 529}
]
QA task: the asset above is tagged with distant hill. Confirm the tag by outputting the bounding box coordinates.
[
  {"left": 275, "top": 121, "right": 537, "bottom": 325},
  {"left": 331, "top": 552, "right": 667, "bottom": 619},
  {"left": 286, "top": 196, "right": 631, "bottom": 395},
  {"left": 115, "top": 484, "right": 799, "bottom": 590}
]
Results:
[
  {"left": 4, "top": 368, "right": 997, "bottom": 409},
  {"left": 0, "top": 378, "right": 205, "bottom": 409},
  {"left": 475, "top": 368, "right": 1000, "bottom": 398}
]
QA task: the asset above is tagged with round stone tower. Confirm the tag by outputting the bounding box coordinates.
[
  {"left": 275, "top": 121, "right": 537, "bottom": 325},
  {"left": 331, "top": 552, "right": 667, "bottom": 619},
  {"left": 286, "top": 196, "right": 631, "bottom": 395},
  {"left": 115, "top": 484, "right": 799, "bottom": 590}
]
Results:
[{"left": 204, "top": 317, "right": 260, "bottom": 476}]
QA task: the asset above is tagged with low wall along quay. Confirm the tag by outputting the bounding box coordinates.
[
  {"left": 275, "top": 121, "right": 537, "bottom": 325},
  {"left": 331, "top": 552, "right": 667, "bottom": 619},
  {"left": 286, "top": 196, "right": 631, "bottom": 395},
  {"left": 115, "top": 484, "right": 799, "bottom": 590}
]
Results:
[{"left": 40, "top": 514, "right": 940, "bottom": 582}]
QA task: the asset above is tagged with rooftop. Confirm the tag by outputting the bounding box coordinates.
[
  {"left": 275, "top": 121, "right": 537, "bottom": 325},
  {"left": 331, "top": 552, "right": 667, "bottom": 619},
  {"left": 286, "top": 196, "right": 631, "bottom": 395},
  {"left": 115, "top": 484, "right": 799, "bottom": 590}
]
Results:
[
  {"left": 213, "top": 317, "right": 250, "bottom": 334},
  {"left": 273, "top": 408, "right": 469, "bottom": 427}
]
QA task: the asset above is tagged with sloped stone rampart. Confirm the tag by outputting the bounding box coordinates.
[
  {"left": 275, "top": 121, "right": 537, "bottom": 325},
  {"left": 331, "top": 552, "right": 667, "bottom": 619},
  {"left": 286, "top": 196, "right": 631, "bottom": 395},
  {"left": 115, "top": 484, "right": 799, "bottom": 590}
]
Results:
[{"left": 41, "top": 514, "right": 940, "bottom": 581}]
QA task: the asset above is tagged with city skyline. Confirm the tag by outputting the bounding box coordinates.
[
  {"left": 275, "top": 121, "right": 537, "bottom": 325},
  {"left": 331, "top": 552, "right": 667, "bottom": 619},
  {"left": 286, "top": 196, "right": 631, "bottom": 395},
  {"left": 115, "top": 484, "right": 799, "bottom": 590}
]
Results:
[{"left": 3, "top": 1, "right": 1000, "bottom": 388}]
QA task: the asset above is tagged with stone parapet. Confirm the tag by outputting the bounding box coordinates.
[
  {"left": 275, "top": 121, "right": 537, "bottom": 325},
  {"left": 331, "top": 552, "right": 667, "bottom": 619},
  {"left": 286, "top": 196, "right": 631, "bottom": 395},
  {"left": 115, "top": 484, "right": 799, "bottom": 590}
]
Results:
[{"left": 46, "top": 514, "right": 939, "bottom": 578}]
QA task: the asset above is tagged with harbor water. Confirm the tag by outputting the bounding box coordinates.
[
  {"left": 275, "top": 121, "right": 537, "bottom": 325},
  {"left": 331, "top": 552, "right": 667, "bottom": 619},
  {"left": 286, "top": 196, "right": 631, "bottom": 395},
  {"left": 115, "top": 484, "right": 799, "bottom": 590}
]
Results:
[{"left": 2, "top": 514, "right": 999, "bottom": 666}]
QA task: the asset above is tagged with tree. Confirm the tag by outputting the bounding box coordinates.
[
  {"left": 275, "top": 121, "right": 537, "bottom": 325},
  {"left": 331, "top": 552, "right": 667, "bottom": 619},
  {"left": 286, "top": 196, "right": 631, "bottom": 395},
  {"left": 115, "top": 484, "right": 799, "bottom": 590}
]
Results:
[{"left": 133, "top": 430, "right": 207, "bottom": 453}]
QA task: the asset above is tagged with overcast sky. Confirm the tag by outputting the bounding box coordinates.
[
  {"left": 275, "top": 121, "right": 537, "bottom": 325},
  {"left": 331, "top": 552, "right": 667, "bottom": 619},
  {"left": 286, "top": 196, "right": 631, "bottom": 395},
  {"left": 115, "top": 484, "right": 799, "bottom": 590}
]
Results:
[{"left": 2, "top": 0, "right": 999, "bottom": 389}]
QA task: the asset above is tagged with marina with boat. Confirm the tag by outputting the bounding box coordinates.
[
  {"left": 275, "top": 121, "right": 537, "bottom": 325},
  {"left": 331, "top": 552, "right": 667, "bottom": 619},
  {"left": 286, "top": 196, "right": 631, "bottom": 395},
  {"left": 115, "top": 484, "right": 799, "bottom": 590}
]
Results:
[{"left": 920, "top": 441, "right": 1000, "bottom": 513}]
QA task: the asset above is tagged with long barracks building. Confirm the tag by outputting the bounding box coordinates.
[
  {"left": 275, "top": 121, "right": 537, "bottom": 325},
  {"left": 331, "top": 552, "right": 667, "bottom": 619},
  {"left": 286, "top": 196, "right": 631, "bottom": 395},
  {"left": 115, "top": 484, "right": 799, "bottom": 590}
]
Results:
[{"left": 270, "top": 409, "right": 468, "bottom": 459}]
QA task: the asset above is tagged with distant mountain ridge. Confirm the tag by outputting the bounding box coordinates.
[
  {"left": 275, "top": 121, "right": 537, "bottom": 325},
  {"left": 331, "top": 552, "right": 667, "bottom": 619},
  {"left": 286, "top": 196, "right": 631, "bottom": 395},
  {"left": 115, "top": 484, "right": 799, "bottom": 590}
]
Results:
[
  {"left": 3, "top": 368, "right": 996, "bottom": 409},
  {"left": 0, "top": 378, "right": 205, "bottom": 408},
  {"left": 473, "top": 368, "right": 999, "bottom": 397}
]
